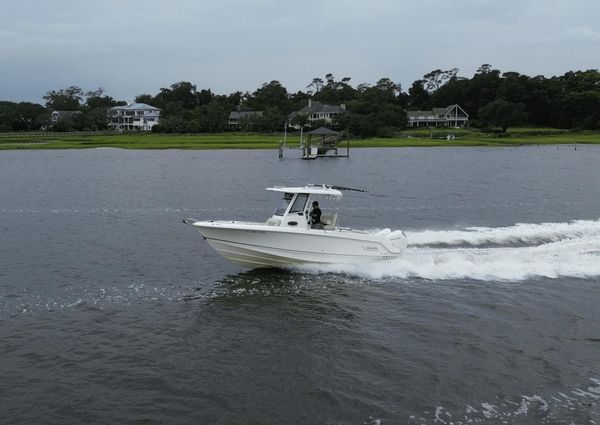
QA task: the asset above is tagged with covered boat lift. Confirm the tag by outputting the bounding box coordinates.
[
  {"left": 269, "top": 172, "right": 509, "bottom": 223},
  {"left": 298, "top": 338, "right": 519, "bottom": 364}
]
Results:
[{"left": 302, "top": 127, "right": 349, "bottom": 159}]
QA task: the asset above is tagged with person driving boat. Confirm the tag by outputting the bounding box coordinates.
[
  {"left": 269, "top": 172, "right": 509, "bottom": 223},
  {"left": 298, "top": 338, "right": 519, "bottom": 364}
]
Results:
[{"left": 309, "top": 200, "right": 322, "bottom": 229}]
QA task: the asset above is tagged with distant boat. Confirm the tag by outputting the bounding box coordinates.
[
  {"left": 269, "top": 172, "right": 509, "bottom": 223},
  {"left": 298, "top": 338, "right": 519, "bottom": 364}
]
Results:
[{"left": 184, "top": 184, "right": 407, "bottom": 268}]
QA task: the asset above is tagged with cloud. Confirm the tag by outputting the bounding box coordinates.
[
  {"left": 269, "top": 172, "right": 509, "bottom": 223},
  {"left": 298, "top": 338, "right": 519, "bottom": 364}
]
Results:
[{"left": 1, "top": 0, "right": 600, "bottom": 103}]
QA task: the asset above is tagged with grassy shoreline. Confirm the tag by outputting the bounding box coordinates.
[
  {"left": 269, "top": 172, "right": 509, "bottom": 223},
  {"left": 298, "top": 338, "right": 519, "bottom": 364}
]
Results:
[{"left": 0, "top": 128, "right": 598, "bottom": 150}]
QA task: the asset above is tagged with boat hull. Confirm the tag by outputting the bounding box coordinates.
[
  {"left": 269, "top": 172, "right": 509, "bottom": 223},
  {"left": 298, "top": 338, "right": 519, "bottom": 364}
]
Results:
[{"left": 188, "top": 221, "right": 406, "bottom": 268}]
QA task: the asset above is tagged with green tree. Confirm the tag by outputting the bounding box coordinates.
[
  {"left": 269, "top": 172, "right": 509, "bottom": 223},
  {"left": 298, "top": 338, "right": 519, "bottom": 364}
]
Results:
[
  {"left": 477, "top": 100, "right": 529, "bottom": 132},
  {"left": 358, "top": 78, "right": 402, "bottom": 104},
  {"left": 338, "top": 87, "right": 406, "bottom": 138},
  {"left": 247, "top": 81, "right": 289, "bottom": 112},
  {"left": 0, "top": 101, "right": 47, "bottom": 131},
  {"left": 51, "top": 119, "right": 73, "bottom": 132},
  {"left": 135, "top": 94, "right": 156, "bottom": 105},
  {"left": 306, "top": 77, "right": 324, "bottom": 95},
  {"left": 314, "top": 74, "right": 356, "bottom": 104},
  {"left": 202, "top": 100, "right": 228, "bottom": 132},
  {"left": 422, "top": 68, "right": 458, "bottom": 93},
  {"left": 79, "top": 88, "right": 125, "bottom": 131},
  {"left": 43, "top": 86, "right": 84, "bottom": 110},
  {"left": 290, "top": 113, "right": 310, "bottom": 129},
  {"left": 558, "top": 69, "right": 600, "bottom": 93},
  {"left": 464, "top": 65, "right": 502, "bottom": 119},
  {"left": 82, "top": 108, "right": 111, "bottom": 130},
  {"left": 0, "top": 101, "right": 17, "bottom": 131},
  {"left": 558, "top": 91, "right": 600, "bottom": 129},
  {"left": 151, "top": 81, "right": 198, "bottom": 109},
  {"left": 153, "top": 115, "right": 186, "bottom": 133},
  {"left": 84, "top": 88, "right": 124, "bottom": 110},
  {"left": 288, "top": 90, "right": 311, "bottom": 114},
  {"left": 430, "top": 76, "right": 469, "bottom": 110},
  {"left": 197, "top": 89, "right": 214, "bottom": 106},
  {"left": 253, "top": 106, "right": 285, "bottom": 132},
  {"left": 408, "top": 80, "right": 431, "bottom": 109}
]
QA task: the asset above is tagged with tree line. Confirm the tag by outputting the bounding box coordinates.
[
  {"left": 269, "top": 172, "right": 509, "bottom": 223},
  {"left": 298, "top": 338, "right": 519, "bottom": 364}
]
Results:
[{"left": 1, "top": 65, "right": 599, "bottom": 136}]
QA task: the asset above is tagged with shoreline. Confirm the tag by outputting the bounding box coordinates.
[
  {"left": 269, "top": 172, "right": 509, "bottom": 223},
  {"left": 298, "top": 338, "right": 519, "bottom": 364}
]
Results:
[{"left": 0, "top": 128, "right": 598, "bottom": 150}]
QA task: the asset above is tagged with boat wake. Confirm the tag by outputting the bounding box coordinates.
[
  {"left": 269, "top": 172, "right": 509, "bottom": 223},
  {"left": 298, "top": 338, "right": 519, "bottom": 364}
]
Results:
[
  {"left": 407, "top": 218, "right": 600, "bottom": 248},
  {"left": 295, "top": 219, "right": 600, "bottom": 281},
  {"left": 405, "top": 377, "right": 600, "bottom": 425}
]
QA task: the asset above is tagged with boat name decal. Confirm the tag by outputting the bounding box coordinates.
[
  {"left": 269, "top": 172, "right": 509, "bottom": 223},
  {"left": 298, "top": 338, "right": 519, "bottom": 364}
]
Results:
[{"left": 362, "top": 246, "right": 379, "bottom": 251}]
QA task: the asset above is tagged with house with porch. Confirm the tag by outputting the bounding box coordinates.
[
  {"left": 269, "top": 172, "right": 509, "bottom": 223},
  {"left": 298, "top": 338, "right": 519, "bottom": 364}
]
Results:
[
  {"left": 406, "top": 104, "right": 469, "bottom": 128},
  {"left": 288, "top": 99, "right": 346, "bottom": 128},
  {"left": 107, "top": 103, "right": 161, "bottom": 131}
]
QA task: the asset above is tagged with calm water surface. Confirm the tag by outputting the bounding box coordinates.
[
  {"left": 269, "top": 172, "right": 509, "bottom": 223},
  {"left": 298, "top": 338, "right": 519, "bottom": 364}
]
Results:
[{"left": 1, "top": 146, "right": 600, "bottom": 424}]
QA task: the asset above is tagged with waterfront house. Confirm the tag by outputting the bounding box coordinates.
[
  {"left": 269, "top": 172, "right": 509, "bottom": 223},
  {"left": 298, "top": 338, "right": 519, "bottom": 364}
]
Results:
[
  {"left": 406, "top": 104, "right": 469, "bottom": 128},
  {"left": 228, "top": 110, "right": 263, "bottom": 130},
  {"left": 107, "top": 103, "right": 160, "bottom": 131},
  {"left": 288, "top": 99, "right": 346, "bottom": 128}
]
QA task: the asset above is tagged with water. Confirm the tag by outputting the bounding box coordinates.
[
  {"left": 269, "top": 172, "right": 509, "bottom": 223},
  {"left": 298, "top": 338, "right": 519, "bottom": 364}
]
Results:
[{"left": 1, "top": 146, "right": 599, "bottom": 424}]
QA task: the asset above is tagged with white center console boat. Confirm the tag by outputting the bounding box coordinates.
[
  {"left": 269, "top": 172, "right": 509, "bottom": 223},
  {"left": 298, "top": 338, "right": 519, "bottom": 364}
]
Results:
[{"left": 184, "top": 184, "right": 407, "bottom": 268}]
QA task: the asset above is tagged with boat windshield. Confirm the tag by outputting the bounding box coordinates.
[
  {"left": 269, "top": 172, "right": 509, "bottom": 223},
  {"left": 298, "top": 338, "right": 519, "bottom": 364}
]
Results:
[
  {"left": 289, "top": 193, "right": 309, "bottom": 214},
  {"left": 274, "top": 193, "right": 293, "bottom": 216}
]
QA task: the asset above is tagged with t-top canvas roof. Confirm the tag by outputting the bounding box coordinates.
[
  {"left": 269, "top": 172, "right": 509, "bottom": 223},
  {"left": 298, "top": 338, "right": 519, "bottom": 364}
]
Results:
[{"left": 266, "top": 185, "right": 343, "bottom": 200}]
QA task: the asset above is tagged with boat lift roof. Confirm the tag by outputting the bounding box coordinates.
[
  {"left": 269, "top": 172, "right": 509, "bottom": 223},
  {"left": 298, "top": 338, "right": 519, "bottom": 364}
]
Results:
[{"left": 266, "top": 185, "right": 343, "bottom": 200}]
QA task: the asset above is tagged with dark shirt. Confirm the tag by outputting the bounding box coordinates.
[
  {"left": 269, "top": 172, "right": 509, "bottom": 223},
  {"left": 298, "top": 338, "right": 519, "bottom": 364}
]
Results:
[{"left": 310, "top": 207, "right": 321, "bottom": 224}]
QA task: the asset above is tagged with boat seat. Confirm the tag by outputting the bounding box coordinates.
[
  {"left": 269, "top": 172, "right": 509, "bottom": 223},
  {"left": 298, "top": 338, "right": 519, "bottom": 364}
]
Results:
[
  {"left": 266, "top": 217, "right": 281, "bottom": 226},
  {"left": 320, "top": 213, "right": 338, "bottom": 229}
]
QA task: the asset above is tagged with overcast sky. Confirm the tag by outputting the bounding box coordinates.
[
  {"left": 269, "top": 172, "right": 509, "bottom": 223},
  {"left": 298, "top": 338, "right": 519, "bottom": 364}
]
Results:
[{"left": 2, "top": 0, "right": 600, "bottom": 103}]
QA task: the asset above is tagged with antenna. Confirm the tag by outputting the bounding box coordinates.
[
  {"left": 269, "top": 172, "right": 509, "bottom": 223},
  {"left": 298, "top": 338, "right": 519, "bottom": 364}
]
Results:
[
  {"left": 306, "top": 184, "right": 368, "bottom": 193},
  {"left": 330, "top": 185, "right": 368, "bottom": 193}
]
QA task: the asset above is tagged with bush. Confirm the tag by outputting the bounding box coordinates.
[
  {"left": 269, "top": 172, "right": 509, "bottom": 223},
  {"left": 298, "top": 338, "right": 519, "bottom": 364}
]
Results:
[
  {"left": 375, "top": 126, "right": 394, "bottom": 138},
  {"left": 52, "top": 120, "right": 73, "bottom": 132}
]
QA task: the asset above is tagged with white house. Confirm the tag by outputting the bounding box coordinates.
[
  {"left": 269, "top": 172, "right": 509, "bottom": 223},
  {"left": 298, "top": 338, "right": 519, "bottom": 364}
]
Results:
[
  {"left": 107, "top": 103, "right": 161, "bottom": 131},
  {"left": 288, "top": 99, "right": 346, "bottom": 128},
  {"left": 406, "top": 104, "right": 469, "bottom": 128}
]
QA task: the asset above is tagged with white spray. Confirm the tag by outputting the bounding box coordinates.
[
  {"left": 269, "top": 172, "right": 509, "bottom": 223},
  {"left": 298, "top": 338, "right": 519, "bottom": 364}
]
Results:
[{"left": 299, "top": 219, "right": 600, "bottom": 281}]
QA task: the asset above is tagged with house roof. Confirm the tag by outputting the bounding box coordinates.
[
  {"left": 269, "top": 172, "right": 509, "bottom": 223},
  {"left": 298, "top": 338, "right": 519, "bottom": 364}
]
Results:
[
  {"left": 109, "top": 103, "right": 160, "bottom": 111},
  {"left": 299, "top": 101, "right": 345, "bottom": 114},
  {"left": 287, "top": 101, "right": 346, "bottom": 120},
  {"left": 406, "top": 110, "right": 435, "bottom": 117},
  {"left": 229, "top": 110, "right": 263, "bottom": 120},
  {"left": 407, "top": 104, "right": 469, "bottom": 118},
  {"left": 447, "top": 104, "right": 469, "bottom": 118}
]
